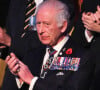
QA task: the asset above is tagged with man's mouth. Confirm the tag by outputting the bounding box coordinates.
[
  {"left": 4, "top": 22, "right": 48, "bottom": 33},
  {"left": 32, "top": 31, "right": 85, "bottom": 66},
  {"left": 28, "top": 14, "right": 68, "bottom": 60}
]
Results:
[{"left": 41, "top": 36, "right": 50, "bottom": 40}]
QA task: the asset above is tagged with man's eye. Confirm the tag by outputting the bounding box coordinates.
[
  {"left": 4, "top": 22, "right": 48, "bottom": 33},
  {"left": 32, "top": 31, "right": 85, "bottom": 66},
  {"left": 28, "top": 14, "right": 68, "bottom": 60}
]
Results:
[
  {"left": 36, "top": 22, "right": 41, "bottom": 25},
  {"left": 45, "top": 23, "right": 50, "bottom": 26}
]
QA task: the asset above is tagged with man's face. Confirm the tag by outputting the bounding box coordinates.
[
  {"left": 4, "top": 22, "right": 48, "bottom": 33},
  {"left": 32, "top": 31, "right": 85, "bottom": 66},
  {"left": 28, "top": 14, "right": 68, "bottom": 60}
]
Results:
[{"left": 36, "top": 7, "right": 63, "bottom": 46}]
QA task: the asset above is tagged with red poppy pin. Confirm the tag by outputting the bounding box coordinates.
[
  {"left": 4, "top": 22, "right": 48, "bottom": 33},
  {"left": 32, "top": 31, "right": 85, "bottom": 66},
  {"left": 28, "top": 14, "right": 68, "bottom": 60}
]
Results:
[{"left": 66, "top": 48, "right": 72, "bottom": 55}]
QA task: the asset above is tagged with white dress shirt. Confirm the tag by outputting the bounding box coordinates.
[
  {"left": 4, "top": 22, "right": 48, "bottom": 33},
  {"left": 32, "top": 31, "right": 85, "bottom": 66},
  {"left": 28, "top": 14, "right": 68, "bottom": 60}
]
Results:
[{"left": 85, "top": 29, "right": 94, "bottom": 42}]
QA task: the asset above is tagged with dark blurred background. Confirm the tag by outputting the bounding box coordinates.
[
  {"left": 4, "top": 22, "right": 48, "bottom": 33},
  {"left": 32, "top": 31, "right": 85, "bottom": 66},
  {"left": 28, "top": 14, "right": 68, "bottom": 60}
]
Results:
[{"left": 0, "top": 0, "right": 10, "bottom": 28}]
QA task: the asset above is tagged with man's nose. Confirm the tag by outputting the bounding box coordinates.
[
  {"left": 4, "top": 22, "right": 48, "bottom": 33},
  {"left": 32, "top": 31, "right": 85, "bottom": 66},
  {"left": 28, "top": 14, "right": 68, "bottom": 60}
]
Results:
[{"left": 38, "top": 24, "right": 44, "bottom": 34}]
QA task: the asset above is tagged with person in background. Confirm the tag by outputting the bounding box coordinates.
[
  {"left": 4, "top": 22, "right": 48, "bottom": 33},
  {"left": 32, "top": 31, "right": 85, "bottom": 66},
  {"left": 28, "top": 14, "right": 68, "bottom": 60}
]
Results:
[
  {"left": 0, "top": 0, "right": 11, "bottom": 59},
  {"left": 71, "top": 1, "right": 100, "bottom": 89},
  {"left": 82, "top": 5, "right": 100, "bottom": 90},
  {"left": 0, "top": 0, "right": 10, "bottom": 89},
  {"left": 71, "top": 0, "right": 100, "bottom": 48},
  {"left": 82, "top": 5, "right": 100, "bottom": 33},
  {"left": 70, "top": 0, "right": 100, "bottom": 89},
  {"left": 5, "top": 0, "right": 95, "bottom": 90}
]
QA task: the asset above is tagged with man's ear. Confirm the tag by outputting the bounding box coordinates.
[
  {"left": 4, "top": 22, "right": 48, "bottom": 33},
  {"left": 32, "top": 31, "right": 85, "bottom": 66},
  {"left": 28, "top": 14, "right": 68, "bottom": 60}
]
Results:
[{"left": 60, "top": 21, "right": 68, "bottom": 33}]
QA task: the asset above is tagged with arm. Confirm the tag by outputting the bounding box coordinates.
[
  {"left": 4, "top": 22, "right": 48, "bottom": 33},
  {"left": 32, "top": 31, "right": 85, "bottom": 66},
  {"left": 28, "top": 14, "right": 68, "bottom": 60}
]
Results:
[{"left": 0, "top": 27, "right": 11, "bottom": 47}]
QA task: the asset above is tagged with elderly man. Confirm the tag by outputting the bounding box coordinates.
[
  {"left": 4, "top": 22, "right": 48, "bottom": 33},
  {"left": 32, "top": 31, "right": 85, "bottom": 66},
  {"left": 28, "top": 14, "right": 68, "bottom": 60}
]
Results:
[{"left": 5, "top": 0, "right": 94, "bottom": 90}]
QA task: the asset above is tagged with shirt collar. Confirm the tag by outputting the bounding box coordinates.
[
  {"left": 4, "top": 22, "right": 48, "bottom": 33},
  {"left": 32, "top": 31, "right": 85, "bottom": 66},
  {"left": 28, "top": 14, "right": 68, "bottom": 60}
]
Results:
[
  {"left": 53, "top": 35, "right": 69, "bottom": 52},
  {"left": 46, "top": 35, "right": 69, "bottom": 53}
]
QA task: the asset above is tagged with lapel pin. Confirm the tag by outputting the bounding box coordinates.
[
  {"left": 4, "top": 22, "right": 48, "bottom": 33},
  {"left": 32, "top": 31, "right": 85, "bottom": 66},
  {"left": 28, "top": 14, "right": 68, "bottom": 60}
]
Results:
[{"left": 65, "top": 48, "right": 72, "bottom": 55}]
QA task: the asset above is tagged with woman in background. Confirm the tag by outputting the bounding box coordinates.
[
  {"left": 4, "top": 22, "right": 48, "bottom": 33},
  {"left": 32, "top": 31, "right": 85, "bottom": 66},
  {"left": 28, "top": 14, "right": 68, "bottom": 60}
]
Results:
[{"left": 82, "top": 5, "right": 100, "bottom": 90}]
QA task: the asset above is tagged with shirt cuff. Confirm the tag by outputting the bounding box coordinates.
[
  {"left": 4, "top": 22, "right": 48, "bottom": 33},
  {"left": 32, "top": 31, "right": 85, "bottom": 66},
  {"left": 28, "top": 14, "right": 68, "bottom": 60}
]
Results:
[
  {"left": 85, "top": 29, "right": 94, "bottom": 42},
  {"left": 29, "top": 77, "right": 38, "bottom": 90},
  {"left": 16, "top": 77, "right": 24, "bottom": 89}
]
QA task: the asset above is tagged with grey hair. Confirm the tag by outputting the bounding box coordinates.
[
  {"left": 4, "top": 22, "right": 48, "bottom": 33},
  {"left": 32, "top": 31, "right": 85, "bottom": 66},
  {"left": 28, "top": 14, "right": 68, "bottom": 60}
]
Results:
[
  {"left": 36, "top": 0, "right": 70, "bottom": 28},
  {"left": 55, "top": 1, "right": 70, "bottom": 27}
]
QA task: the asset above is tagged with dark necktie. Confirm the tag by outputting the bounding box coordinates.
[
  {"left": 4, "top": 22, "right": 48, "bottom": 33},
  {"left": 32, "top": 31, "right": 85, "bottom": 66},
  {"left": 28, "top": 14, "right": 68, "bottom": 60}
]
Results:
[
  {"left": 24, "top": 0, "right": 36, "bottom": 31},
  {"left": 40, "top": 47, "right": 57, "bottom": 78},
  {"left": 21, "top": 0, "right": 36, "bottom": 38}
]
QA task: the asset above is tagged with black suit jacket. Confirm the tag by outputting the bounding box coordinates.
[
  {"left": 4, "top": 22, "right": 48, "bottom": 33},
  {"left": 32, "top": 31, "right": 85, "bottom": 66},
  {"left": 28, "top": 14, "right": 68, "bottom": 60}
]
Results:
[
  {"left": 33, "top": 37, "right": 94, "bottom": 90},
  {"left": 89, "top": 37, "right": 100, "bottom": 90}
]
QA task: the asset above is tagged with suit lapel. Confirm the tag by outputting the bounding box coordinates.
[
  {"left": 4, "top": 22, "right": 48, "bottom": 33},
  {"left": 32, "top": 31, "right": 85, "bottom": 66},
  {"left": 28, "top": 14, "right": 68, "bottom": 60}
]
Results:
[{"left": 58, "top": 37, "right": 76, "bottom": 57}]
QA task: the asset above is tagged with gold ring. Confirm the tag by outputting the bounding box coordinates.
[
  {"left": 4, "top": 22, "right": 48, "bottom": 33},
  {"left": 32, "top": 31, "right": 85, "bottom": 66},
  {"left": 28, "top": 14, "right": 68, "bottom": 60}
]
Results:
[
  {"left": 16, "top": 68, "right": 20, "bottom": 72},
  {"left": 14, "top": 67, "right": 20, "bottom": 74}
]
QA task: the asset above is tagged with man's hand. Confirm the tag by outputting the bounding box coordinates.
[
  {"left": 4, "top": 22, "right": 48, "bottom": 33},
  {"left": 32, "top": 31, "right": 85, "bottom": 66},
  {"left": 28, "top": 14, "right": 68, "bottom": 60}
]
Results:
[
  {"left": 82, "top": 7, "right": 100, "bottom": 33},
  {"left": 5, "top": 53, "right": 34, "bottom": 85}
]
